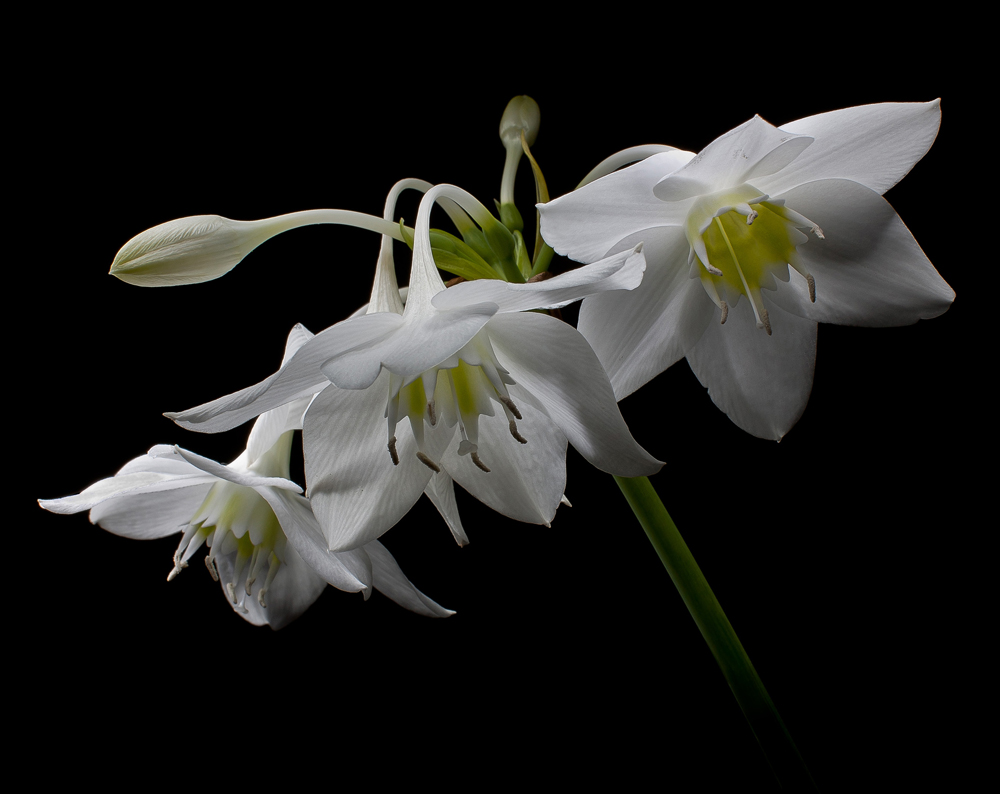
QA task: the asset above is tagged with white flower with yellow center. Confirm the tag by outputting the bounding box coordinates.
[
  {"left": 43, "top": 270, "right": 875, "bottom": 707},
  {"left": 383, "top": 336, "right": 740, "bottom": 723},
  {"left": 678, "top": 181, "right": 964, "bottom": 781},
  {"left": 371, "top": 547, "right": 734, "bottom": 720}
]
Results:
[
  {"left": 168, "top": 183, "right": 662, "bottom": 552},
  {"left": 39, "top": 326, "right": 452, "bottom": 629},
  {"left": 539, "top": 101, "right": 955, "bottom": 439}
]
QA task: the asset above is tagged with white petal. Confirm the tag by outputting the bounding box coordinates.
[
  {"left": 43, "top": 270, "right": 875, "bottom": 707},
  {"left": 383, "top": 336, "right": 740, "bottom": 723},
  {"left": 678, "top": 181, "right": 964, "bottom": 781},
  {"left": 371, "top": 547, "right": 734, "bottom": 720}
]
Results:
[
  {"left": 364, "top": 540, "right": 454, "bottom": 617},
  {"left": 578, "top": 225, "right": 715, "bottom": 400},
  {"left": 655, "top": 116, "right": 813, "bottom": 199},
  {"left": 39, "top": 457, "right": 214, "bottom": 515},
  {"left": 758, "top": 100, "right": 941, "bottom": 197},
  {"left": 303, "top": 371, "right": 452, "bottom": 551},
  {"left": 172, "top": 446, "right": 302, "bottom": 492},
  {"left": 486, "top": 313, "right": 662, "bottom": 476},
  {"left": 765, "top": 179, "right": 954, "bottom": 326},
  {"left": 431, "top": 245, "right": 646, "bottom": 314},
  {"left": 215, "top": 540, "right": 327, "bottom": 630},
  {"left": 245, "top": 396, "right": 313, "bottom": 466},
  {"left": 90, "top": 484, "right": 212, "bottom": 540},
  {"left": 539, "top": 150, "right": 695, "bottom": 262},
  {"left": 423, "top": 471, "right": 470, "bottom": 546},
  {"left": 165, "top": 321, "right": 373, "bottom": 434},
  {"left": 257, "top": 487, "right": 370, "bottom": 593},
  {"left": 685, "top": 297, "right": 817, "bottom": 441},
  {"left": 439, "top": 383, "right": 567, "bottom": 527},
  {"left": 321, "top": 304, "right": 497, "bottom": 388}
]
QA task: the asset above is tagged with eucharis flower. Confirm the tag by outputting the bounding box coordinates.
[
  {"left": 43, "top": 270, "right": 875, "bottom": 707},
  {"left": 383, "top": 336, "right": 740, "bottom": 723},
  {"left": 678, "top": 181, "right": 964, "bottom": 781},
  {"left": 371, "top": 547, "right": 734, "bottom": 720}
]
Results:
[
  {"left": 168, "top": 183, "right": 662, "bottom": 552},
  {"left": 539, "top": 101, "right": 955, "bottom": 440},
  {"left": 39, "top": 326, "right": 452, "bottom": 629}
]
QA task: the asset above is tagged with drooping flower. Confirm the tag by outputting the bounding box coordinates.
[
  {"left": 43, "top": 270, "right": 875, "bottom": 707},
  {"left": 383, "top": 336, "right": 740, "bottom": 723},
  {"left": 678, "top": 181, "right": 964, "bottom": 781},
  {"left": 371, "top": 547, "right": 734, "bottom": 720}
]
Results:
[
  {"left": 539, "top": 101, "right": 955, "bottom": 440},
  {"left": 168, "top": 183, "right": 662, "bottom": 552},
  {"left": 39, "top": 325, "right": 452, "bottom": 629}
]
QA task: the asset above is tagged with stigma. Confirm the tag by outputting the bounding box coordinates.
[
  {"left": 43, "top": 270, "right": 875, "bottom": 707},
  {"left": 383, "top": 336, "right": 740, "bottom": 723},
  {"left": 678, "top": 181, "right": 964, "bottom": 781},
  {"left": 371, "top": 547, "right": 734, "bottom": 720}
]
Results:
[
  {"left": 684, "top": 183, "right": 823, "bottom": 334},
  {"left": 383, "top": 331, "right": 528, "bottom": 472}
]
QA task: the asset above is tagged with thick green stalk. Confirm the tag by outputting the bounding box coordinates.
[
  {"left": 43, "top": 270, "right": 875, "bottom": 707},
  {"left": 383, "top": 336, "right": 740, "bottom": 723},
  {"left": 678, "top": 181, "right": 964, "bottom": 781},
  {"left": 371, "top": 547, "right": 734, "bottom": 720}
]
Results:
[{"left": 614, "top": 475, "right": 818, "bottom": 791}]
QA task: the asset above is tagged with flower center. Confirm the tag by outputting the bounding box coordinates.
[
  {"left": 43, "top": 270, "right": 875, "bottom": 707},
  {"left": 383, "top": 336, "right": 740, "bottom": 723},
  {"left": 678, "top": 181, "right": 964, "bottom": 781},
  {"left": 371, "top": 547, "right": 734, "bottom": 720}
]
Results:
[
  {"left": 684, "top": 183, "right": 823, "bottom": 334},
  {"left": 385, "top": 332, "right": 527, "bottom": 473},
  {"left": 168, "top": 480, "right": 287, "bottom": 612}
]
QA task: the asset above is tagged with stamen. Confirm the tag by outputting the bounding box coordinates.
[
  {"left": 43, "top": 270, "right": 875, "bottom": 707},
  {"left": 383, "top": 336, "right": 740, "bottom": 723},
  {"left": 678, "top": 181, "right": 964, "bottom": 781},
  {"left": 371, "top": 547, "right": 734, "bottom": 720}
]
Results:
[
  {"left": 226, "top": 581, "right": 238, "bottom": 604},
  {"left": 500, "top": 395, "right": 522, "bottom": 420},
  {"left": 166, "top": 565, "right": 183, "bottom": 582},
  {"left": 692, "top": 233, "right": 724, "bottom": 276},
  {"left": 416, "top": 452, "right": 441, "bottom": 472},
  {"left": 715, "top": 216, "right": 768, "bottom": 331},
  {"left": 245, "top": 544, "right": 262, "bottom": 595},
  {"left": 509, "top": 420, "right": 527, "bottom": 444},
  {"left": 806, "top": 274, "right": 816, "bottom": 303},
  {"left": 387, "top": 436, "right": 399, "bottom": 466},
  {"left": 471, "top": 452, "right": 490, "bottom": 472},
  {"left": 427, "top": 401, "right": 437, "bottom": 426},
  {"left": 259, "top": 555, "right": 281, "bottom": 608},
  {"left": 720, "top": 300, "right": 728, "bottom": 325}
]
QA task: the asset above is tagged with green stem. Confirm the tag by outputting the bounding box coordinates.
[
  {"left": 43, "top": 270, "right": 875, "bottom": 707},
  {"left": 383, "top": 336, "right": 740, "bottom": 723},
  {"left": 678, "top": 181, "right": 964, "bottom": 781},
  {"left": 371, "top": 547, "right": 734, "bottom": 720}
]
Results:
[{"left": 614, "top": 475, "right": 818, "bottom": 790}]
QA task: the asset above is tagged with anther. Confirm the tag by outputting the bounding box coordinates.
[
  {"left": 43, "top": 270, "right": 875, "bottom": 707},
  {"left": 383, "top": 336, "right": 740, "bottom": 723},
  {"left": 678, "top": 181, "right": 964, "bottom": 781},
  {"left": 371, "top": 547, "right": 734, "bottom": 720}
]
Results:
[
  {"left": 427, "top": 401, "right": 437, "bottom": 426},
  {"left": 509, "top": 420, "right": 527, "bottom": 444},
  {"left": 500, "top": 395, "right": 522, "bottom": 420},
  {"left": 416, "top": 452, "right": 441, "bottom": 473},
  {"left": 806, "top": 274, "right": 816, "bottom": 303},
  {"left": 226, "top": 582, "right": 238, "bottom": 604},
  {"left": 761, "top": 308, "right": 772, "bottom": 336},
  {"left": 166, "top": 565, "right": 183, "bottom": 582},
  {"left": 471, "top": 452, "right": 491, "bottom": 473},
  {"left": 205, "top": 554, "right": 220, "bottom": 582},
  {"left": 258, "top": 589, "right": 267, "bottom": 608},
  {"left": 720, "top": 301, "right": 728, "bottom": 325},
  {"left": 388, "top": 436, "right": 399, "bottom": 466}
]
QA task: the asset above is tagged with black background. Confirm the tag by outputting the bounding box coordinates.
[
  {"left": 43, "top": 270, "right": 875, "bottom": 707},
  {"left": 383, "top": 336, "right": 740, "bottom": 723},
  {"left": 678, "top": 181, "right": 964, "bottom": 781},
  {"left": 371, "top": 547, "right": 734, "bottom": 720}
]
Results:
[{"left": 20, "top": 21, "right": 976, "bottom": 791}]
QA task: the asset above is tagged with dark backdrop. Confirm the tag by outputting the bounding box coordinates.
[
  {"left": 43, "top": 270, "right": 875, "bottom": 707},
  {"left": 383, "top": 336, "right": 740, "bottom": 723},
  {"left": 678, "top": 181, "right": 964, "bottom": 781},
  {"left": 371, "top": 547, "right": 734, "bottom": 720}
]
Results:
[{"left": 21, "top": 30, "right": 974, "bottom": 791}]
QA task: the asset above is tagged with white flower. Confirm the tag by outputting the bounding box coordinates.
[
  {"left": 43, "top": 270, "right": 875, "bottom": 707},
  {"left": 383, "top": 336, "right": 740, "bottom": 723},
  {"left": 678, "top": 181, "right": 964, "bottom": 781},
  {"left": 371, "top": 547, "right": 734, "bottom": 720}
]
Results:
[
  {"left": 539, "top": 101, "right": 955, "bottom": 440},
  {"left": 39, "top": 326, "right": 452, "bottom": 629},
  {"left": 167, "top": 183, "right": 662, "bottom": 552}
]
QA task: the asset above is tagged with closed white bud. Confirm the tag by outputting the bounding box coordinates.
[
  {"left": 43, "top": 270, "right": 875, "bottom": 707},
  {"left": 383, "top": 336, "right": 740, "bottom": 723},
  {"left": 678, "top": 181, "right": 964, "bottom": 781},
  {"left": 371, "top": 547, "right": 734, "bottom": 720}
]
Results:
[
  {"left": 499, "top": 95, "right": 541, "bottom": 149},
  {"left": 110, "top": 215, "right": 269, "bottom": 287}
]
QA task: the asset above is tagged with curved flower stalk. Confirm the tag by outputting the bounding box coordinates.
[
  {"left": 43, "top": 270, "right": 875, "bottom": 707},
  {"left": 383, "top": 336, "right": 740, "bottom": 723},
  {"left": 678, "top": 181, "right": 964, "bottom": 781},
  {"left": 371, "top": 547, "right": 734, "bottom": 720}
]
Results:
[
  {"left": 168, "top": 183, "right": 661, "bottom": 552},
  {"left": 539, "top": 101, "right": 955, "bottom": 440},
  {"left": 39, "top": 326, "right": 452, "bottom": 629}
]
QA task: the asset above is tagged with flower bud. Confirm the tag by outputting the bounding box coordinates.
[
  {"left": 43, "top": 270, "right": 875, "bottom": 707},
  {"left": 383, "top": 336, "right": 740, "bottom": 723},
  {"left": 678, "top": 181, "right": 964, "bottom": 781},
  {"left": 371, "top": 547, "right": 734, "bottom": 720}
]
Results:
[
  {"left": 110, "top": 215, "right": 269, "bottom": 287},
  {"left": 499, "top": 95, "right": 541, "bottom": 149}
]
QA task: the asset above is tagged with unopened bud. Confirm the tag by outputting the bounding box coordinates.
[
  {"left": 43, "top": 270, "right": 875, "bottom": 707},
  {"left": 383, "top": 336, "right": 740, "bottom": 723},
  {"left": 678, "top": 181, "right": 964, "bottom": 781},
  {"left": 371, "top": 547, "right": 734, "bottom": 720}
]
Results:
[
  {"left": 110, "top": 215, "right": 269, "bottom": 287},
  {"left": 499, "top": 95, "right": 541, "bottom": 149}
]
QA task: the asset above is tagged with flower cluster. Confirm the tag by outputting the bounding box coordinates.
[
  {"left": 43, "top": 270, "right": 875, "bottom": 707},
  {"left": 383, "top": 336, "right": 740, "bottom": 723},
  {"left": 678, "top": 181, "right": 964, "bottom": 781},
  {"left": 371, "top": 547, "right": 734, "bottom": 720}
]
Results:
[{"left": 40, "top": 97, "right": 952, "bottom": 630}]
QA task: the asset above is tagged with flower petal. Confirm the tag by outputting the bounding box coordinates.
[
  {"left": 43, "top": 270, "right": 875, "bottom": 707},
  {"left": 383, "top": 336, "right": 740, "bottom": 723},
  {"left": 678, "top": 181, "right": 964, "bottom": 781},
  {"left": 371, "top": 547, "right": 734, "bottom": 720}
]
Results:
[
  {"left": 765, "top": 179, "right": 954, "bottom": 326},
  {"left": 165, "top": 318, "right": 388, "bottom": 433},
  {"left": 486, "top": 313, "right": 662, "bottom": 476},
  {"left": 257, "top": 487, "right": 370, "bottom": 593},
  {"left": 439, "top": 382, "right": 568, "bottom": 527},
  {"left": 578, "top": 225, "right": 715, "bottom": 400},
  {"left": 422, "top": 471, "right": 470, "bottom": 546},
  {"left": 172, "top": 446, "right": 303, "bottom": 493},
  {"left": 365, "top": 540, "right": 454, "bottom": 618},
  {"left": 431, "top": 245, "right": 646, "bottom": 314},
  {"left": 655, "top": 116, "right": 813, "bottom": 200},
  {"left": 303, "top": 370, "right": 452, "bottom": 551},
  {"left": 91, "top": 485, "right": 212, "bottom": 540},
  {"left": 539, "top": 150, "right": 695, "bottom": 262},
  {"left": 321, "top": 303, "right": 497, "bottom": 388},
  {"left": 214, "top": 539, "right": 327, "bottom": 630},
  {"left": 758, "top": 100, "right": 941, "bottom": 197},
  {"left": 685, "top": 297, "right": 817, "bottom": 441}
]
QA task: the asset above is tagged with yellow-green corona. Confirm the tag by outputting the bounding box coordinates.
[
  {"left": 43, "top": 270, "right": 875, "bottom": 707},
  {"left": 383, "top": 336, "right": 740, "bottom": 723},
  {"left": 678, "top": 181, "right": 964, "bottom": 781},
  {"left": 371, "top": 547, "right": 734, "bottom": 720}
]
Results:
[
  {"left": 685, "top": 183, "right": 823, "bottom": 335},
  {"left": 386, "top": 334, "right": 527, "bottom": 475}
]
